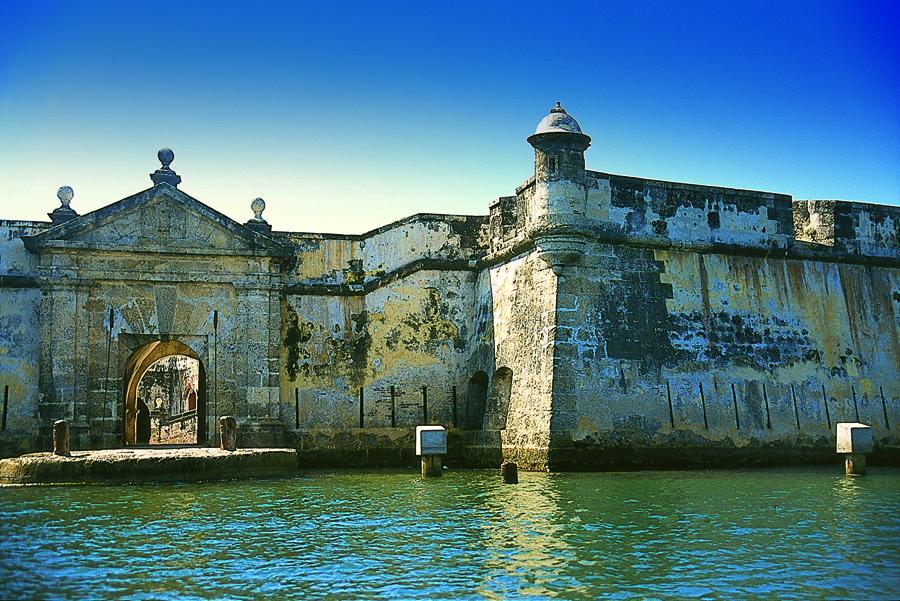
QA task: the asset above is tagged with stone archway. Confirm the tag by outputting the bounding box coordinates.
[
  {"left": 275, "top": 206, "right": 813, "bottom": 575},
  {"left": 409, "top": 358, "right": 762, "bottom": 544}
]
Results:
[
  {"left": 466, "top": 371, "right": 488, "bottom": 430},
  {"left": 123, "top": 340, "right": 207, "bottom": 446}
]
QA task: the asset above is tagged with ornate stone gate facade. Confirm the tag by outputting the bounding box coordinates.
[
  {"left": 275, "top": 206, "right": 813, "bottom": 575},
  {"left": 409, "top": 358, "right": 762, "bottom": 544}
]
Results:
[{"left": 14, "top": 184, "right": 287, "bottom": 450}]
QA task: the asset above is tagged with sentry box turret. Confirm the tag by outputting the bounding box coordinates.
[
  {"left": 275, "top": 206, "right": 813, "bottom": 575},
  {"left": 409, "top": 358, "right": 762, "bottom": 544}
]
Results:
[{"left": 416, "top": 425, "right": 447, "bottom": 477}]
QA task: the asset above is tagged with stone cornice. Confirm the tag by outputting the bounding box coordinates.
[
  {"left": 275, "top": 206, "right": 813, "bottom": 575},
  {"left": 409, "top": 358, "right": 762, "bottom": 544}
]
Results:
[
  {"left": 484, "top": 223, "right": 900, "bottom": 269},
  {"left": 284, "top": 258, "right": 478, "bottom": 296},
  {"left": 31, "top": 240, "right": 290, "bottom": 259}
]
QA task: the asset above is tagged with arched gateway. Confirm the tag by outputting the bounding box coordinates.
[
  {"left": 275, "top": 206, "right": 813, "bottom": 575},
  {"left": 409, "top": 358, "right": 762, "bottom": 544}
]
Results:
[{"left": 123, "top": 340, "right": 206, "bottom": 446}]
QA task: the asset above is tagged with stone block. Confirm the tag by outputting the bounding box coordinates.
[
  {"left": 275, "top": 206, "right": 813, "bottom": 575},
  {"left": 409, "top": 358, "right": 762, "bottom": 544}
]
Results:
[
  {"left": 415, "top": 425, "right": 447, "bottom": 456},
  {"left": 836, "top": 422, "right": 873, "bottom": 454},
  {"left": 219, "top": 416, "right": 237, "bottom": 451},
  {"left": 52, "top": 420, "right": 70, "bottom": 456}
]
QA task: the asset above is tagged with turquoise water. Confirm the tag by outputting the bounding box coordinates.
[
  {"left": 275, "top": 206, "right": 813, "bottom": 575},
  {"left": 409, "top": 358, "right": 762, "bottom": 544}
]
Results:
[{"left": 1, "top": 467, "right": 898, "bottom": 599}]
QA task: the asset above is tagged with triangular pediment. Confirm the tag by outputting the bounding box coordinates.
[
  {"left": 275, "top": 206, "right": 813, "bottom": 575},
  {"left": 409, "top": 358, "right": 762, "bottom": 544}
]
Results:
[{"left": 25, "top": 183, "right": 288, "bottom": 256}]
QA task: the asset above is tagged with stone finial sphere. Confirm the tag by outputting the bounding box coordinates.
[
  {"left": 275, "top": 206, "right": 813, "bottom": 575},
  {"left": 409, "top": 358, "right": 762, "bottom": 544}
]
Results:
[
  {"left": 251, "top": 197, "right": 266, "bottom": 218},
  {"left": 57, "top": 186, "right": 74, "bottom": 207},
  {"left": 158, "top": 148, "right": 175, "bottom": 168}
]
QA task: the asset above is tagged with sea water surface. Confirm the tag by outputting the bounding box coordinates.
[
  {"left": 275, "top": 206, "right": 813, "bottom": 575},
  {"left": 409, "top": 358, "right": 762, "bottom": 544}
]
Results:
[{"left": 1, "top": 467, "right": 898, "bottom": 600}]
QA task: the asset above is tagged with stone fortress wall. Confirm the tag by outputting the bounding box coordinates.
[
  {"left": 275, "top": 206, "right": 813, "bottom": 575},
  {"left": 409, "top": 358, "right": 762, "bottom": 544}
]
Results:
[
  {"left": 0, "top": 105, "right": 897, "bottom": 469},
  {"left": 491, "top": 171, "right": 898, "bottom": 468},
  {"left": 0, "top": 221, "right": 47, "bottom": 456}
]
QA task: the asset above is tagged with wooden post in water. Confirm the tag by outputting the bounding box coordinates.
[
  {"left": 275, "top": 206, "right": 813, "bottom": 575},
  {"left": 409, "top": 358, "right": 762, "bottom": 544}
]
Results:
[
  {"left": 421, "top": 454, "right": 442, "bottom": 477},
  {"left": 501, "top": 460, "right": 518, "bottom": 484}
]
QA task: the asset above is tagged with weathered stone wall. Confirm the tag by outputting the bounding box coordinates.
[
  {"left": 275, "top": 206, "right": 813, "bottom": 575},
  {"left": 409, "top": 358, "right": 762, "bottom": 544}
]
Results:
[
  {"left": 282, "top": 269, "right": 477, "bottom": 432},
  {"left": 0, "top": 221, "right": 48, "bottom": 456},
  {"left": 1, "top": 220, "right": 49, "bottom": 275},
  {"left": 549, "top": 243, "right": 899, "bottom": 468},
  {"left": 488, "top": 172, "right": 797, "bottom": 257},
  {"left": 150, "top": 410, "right": 197, "bottom": 444},
  {"left": 280, "top": 214, "right": 485, "bottom": 287},
  {"left": 593, "top": 172, "right": 795, "bottom": 250},
  {"left": 480, "top": 147, "right": 898, "bottom": 469},
  {"left": 278, "top": 214, "right": 485, "bottom": 440}
]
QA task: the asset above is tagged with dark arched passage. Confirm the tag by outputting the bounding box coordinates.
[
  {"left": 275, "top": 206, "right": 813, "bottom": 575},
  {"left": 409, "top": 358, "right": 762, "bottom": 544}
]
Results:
[
  {"left": 466, "top": 371, "right": 488, "bottom": 430},
  {"left": 485, "top": 367, "right": 513, "bottom": 430}
]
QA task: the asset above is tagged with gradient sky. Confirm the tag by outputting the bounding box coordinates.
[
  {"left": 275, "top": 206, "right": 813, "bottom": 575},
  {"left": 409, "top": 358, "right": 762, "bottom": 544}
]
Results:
[{"left": 1, "top": 1, "right": 898, "bottom": 234}]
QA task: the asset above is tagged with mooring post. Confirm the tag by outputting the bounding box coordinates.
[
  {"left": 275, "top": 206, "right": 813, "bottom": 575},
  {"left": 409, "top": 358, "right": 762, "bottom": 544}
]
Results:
[
  {"left": 500, "top": 460, "right": 518, "bottom": 484},
  {"left": 421, "top": 454, "right": 442, "bottom": 477},
  {"left": 837, "top": 422, "right": 873, "bottom": 475},
  {"left": 219, "top": 415, "right": 237, "bottom": 452},
  {"left": 52, "top": 419, "right": 70, "bottom": 456},
  {"left": 416, "top": 425, "right": 446, "bottom": 478}
]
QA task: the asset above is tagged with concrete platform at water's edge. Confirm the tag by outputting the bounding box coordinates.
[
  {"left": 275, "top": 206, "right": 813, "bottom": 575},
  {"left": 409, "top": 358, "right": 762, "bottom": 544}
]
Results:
[{"left": 0, "top": 447, "right": 299, "bottom": 484}]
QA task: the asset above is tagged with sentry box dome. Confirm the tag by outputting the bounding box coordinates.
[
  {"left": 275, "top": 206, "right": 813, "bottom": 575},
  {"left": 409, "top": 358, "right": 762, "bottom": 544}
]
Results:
[{"left": 416, "top": 425, "right": 447, "bottom": 456}]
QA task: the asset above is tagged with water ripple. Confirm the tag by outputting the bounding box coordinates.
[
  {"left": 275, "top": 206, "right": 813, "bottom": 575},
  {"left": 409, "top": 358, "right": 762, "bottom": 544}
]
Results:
[{"left": 0, "top": 467, "right": 898, "bottom": 599}]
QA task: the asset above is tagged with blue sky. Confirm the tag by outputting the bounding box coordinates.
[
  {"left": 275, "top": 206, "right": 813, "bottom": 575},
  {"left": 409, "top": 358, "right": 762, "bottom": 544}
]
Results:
[{"left": 1, "top": 1, "right": 897, "bottom": 233}]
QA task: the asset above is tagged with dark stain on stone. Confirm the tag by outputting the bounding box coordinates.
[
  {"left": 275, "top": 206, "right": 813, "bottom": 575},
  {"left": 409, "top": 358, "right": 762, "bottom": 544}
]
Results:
[
  {"left": 607, "top": 175, "right": 794, "bottom": 236},
  {"left": 651, "top": 219, "right": 668, "bottom": 236},
  {"left": 283, "top": 305, "right": 313, "bottom": 381},
  {"left": 625, "top": 210, "right": 646, "bottom": 233},
  {"left": 669, "top": 310, "right": 818, "bottom": 370},
  {"left": 448, "top": 216, "right": 486, "bottom": 255},
  {"left": 594, "top": 252, "right": 675, "bottom": 364},
  {"left": 345, "top": 259, "right": 365, "bottom": 285},
  {"left": 396, "top": 287, "right": 462, "bottom": 351}
]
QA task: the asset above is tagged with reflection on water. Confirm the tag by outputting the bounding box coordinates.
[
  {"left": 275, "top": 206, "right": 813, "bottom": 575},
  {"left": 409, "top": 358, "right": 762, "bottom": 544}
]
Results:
[{"left": 1, "top": 467, "right": 898, "bottom": 599}]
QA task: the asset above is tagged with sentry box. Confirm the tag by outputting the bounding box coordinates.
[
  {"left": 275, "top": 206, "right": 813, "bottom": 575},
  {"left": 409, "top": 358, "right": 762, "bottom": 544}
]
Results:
[
  {"left": 416, "top": 425, "right": 447, "bottom": 477},
  {"left": 836, "top": 422, "right": 873, "bottom": 475}
]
